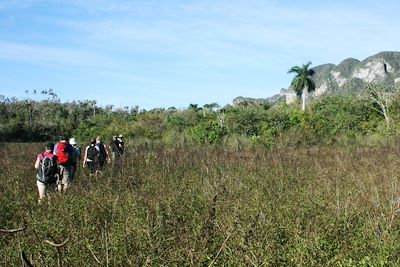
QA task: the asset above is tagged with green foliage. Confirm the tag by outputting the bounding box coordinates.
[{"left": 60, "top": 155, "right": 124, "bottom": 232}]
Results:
[
  {"left": 307, "top": 95, "right": 379, "bottom": 140},
  {"left": 265, "top": 104, "right": 307, "bottom": 131},
  {"left": 3, "top": 83, "right": 400, "bottom": 146},
  {"left": 225, "top": 106, "right": 268, "bottom": 136},
  {"left": 251, "top": 125, "right": 278, "bottom": 147},
  {"left": 190, "top": 119, "right": 227, "bottom": 144},
  {"left": 166, "top": 114, "right": 188, "bottom": 131},
  {"left": 130, "top": 113, "right": 166, "bottom": 140}
]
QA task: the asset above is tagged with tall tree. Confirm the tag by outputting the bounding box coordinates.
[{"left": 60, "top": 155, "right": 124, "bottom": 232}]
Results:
[{"left": 288, "top": 62, "right": 315, "bottom": 111}]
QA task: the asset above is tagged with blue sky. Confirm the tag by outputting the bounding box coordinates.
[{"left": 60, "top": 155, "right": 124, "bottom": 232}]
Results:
[{"left": 1, "top": 0, "right": 399, "bottom": 110}]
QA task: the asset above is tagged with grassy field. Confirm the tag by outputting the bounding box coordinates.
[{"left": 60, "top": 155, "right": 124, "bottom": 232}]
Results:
[{"left": 1, "top": 142, "right": 400, "bottom": 266}]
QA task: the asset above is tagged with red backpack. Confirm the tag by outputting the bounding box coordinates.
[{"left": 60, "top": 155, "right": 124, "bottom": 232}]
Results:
[{"left": 56, "top": 142, "right": 71, "bottom": 165}]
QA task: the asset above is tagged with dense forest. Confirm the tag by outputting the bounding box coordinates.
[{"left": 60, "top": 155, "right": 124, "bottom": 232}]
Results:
[{"left": 1, "top": 83, "right": 400, "bottom": 146}]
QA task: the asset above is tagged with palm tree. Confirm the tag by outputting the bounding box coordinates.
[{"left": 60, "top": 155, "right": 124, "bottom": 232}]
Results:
[{"left": 288, "top": 62, "right": 316, "bottom": 111}]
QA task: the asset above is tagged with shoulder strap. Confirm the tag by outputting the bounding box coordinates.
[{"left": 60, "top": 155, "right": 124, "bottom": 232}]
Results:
[{"left": 40, "top": 153, "right": 46, "bottom": 179}]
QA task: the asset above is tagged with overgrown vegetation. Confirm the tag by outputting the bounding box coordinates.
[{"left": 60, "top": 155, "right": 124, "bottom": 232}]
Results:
[
  {"left": 2, "top": 142, "right": 400, "bottom": 265},
  {"left": 3, "top": 84, "right": 400, "bottom": 265}
]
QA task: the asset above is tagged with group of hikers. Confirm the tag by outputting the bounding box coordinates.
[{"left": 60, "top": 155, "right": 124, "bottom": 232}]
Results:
[{"left": 34, "top": 134, "right": 124, "bottom": 204}]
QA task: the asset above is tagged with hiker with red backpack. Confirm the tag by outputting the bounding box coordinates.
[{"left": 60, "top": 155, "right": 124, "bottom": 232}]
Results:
[
  {"left": 54, "top": 137, "right": 74, "bottom": 193},
  {"left": 34, "top": 142, "right": 58, "bottom": 204}
]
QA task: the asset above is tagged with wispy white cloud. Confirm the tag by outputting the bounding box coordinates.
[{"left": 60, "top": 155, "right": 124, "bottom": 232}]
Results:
[
  {"left": 50, "top": 1, "right": 398, "bottom": 64},
  {"left": 4, "top": 0, "right": 399, "bottom": 69},
  {"left": 0, "top": 41, "right": 112, "bottom": 68}
]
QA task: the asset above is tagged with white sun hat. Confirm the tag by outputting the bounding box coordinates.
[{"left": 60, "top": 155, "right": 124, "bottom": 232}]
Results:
[{"left": 69, "top": 137, "right": 77, "bottom": 145}]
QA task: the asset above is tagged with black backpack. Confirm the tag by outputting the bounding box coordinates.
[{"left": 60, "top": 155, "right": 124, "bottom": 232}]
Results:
[
  {"left": 96, "top": 143, "right": 107, "bottom": 161},
  {"left": 37, "top": 154, "right": 57, "bottom": 184},
  {"left": 110, "top": 140, "right": 119, "bottom": 152},
  {"left": 87, "top": 145, "right": 97, "bottom": 161}
]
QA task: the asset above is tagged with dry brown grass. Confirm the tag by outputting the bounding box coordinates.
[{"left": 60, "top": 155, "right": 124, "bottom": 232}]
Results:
[{"left": 1, "top": 142, "right": 400, "bottom": 266}]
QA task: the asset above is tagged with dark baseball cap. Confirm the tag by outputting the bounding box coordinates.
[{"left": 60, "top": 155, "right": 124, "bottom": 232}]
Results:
[{"left": 45, "top": 142, "right": 54, "bottom": 150}]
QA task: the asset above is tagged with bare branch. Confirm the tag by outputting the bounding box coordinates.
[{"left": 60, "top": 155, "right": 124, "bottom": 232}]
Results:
[
  {"left": 208, "top": 232, "right": 232, "bottom": 267},
  {"left": 0, "top": 226, "right": 26, "bottom": 233},
  {"left": 44, "top": 238, "right": 69, "bottom": 247},
  {"left": 365, "top": 83, "right": 399, "bottom": 129},
  {"left": 87, "top": 244, "right": 102, "bottom": 265}
]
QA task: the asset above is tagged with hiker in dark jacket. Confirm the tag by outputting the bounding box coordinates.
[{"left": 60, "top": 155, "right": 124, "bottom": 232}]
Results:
[
  {"left": 83, "top": 138, "right": 99, "bottom": 176},
  {"left": 95, "top": 136, "right": 110, "bottom": 172},
  {"left": 69, "top": 137, "right": 81, "bottom": 182},
  {"left": 117, "top": 134, "right": 124, "bottom": 158},
  {"left": 109, "top": 135, "right": 119, "bottom": 162}
]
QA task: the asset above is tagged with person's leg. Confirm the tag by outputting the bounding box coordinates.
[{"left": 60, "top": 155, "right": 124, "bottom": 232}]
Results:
[
  {"left": 70, "top": 164, "right": 76, "bottom": 182},
  {"left": 57, "top": 166, "right": 64, "bottom": 193},
  {"left": 36, "top": 180, "right": 46, "bottom": 204},
  {"left": 98, "top": 159, "right": 105, "bottom": 174},
  {"left": 88, "top": 161, "right": 95, "bottom": 176},
  {"left": 61, "top": 165, "right": 72, "bottom": 191},
  {"left": 57, "top": 165, "right": 71, "bottom": 192},
  {"left": 91, "top": 160, "right": 99, "bottom": 175}
]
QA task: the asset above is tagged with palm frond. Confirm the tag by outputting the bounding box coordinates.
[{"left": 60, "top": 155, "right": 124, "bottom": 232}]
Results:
[{"left": 288, "top": 66, "right": 302, "bottom": 74}]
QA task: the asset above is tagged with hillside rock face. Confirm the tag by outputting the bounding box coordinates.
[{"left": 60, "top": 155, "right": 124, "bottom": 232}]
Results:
[
  {"left": 233, "top": 51, "right": 400, "bottom": 106},
  {"left": 233, "top": 92, "right": 286, "bottom": 107},
  {"left": 284, "top": 51, "right": 400, "bottom": 104}
]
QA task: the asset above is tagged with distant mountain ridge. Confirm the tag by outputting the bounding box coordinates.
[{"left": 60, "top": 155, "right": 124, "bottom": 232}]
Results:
[{"left": 233, "top": 51, "right": 400, "bottom": 106}]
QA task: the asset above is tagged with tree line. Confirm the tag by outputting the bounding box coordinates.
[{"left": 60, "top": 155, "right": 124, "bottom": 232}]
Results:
[{"left": 1, "top": 83, "right": 400, "bottom": 146}]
